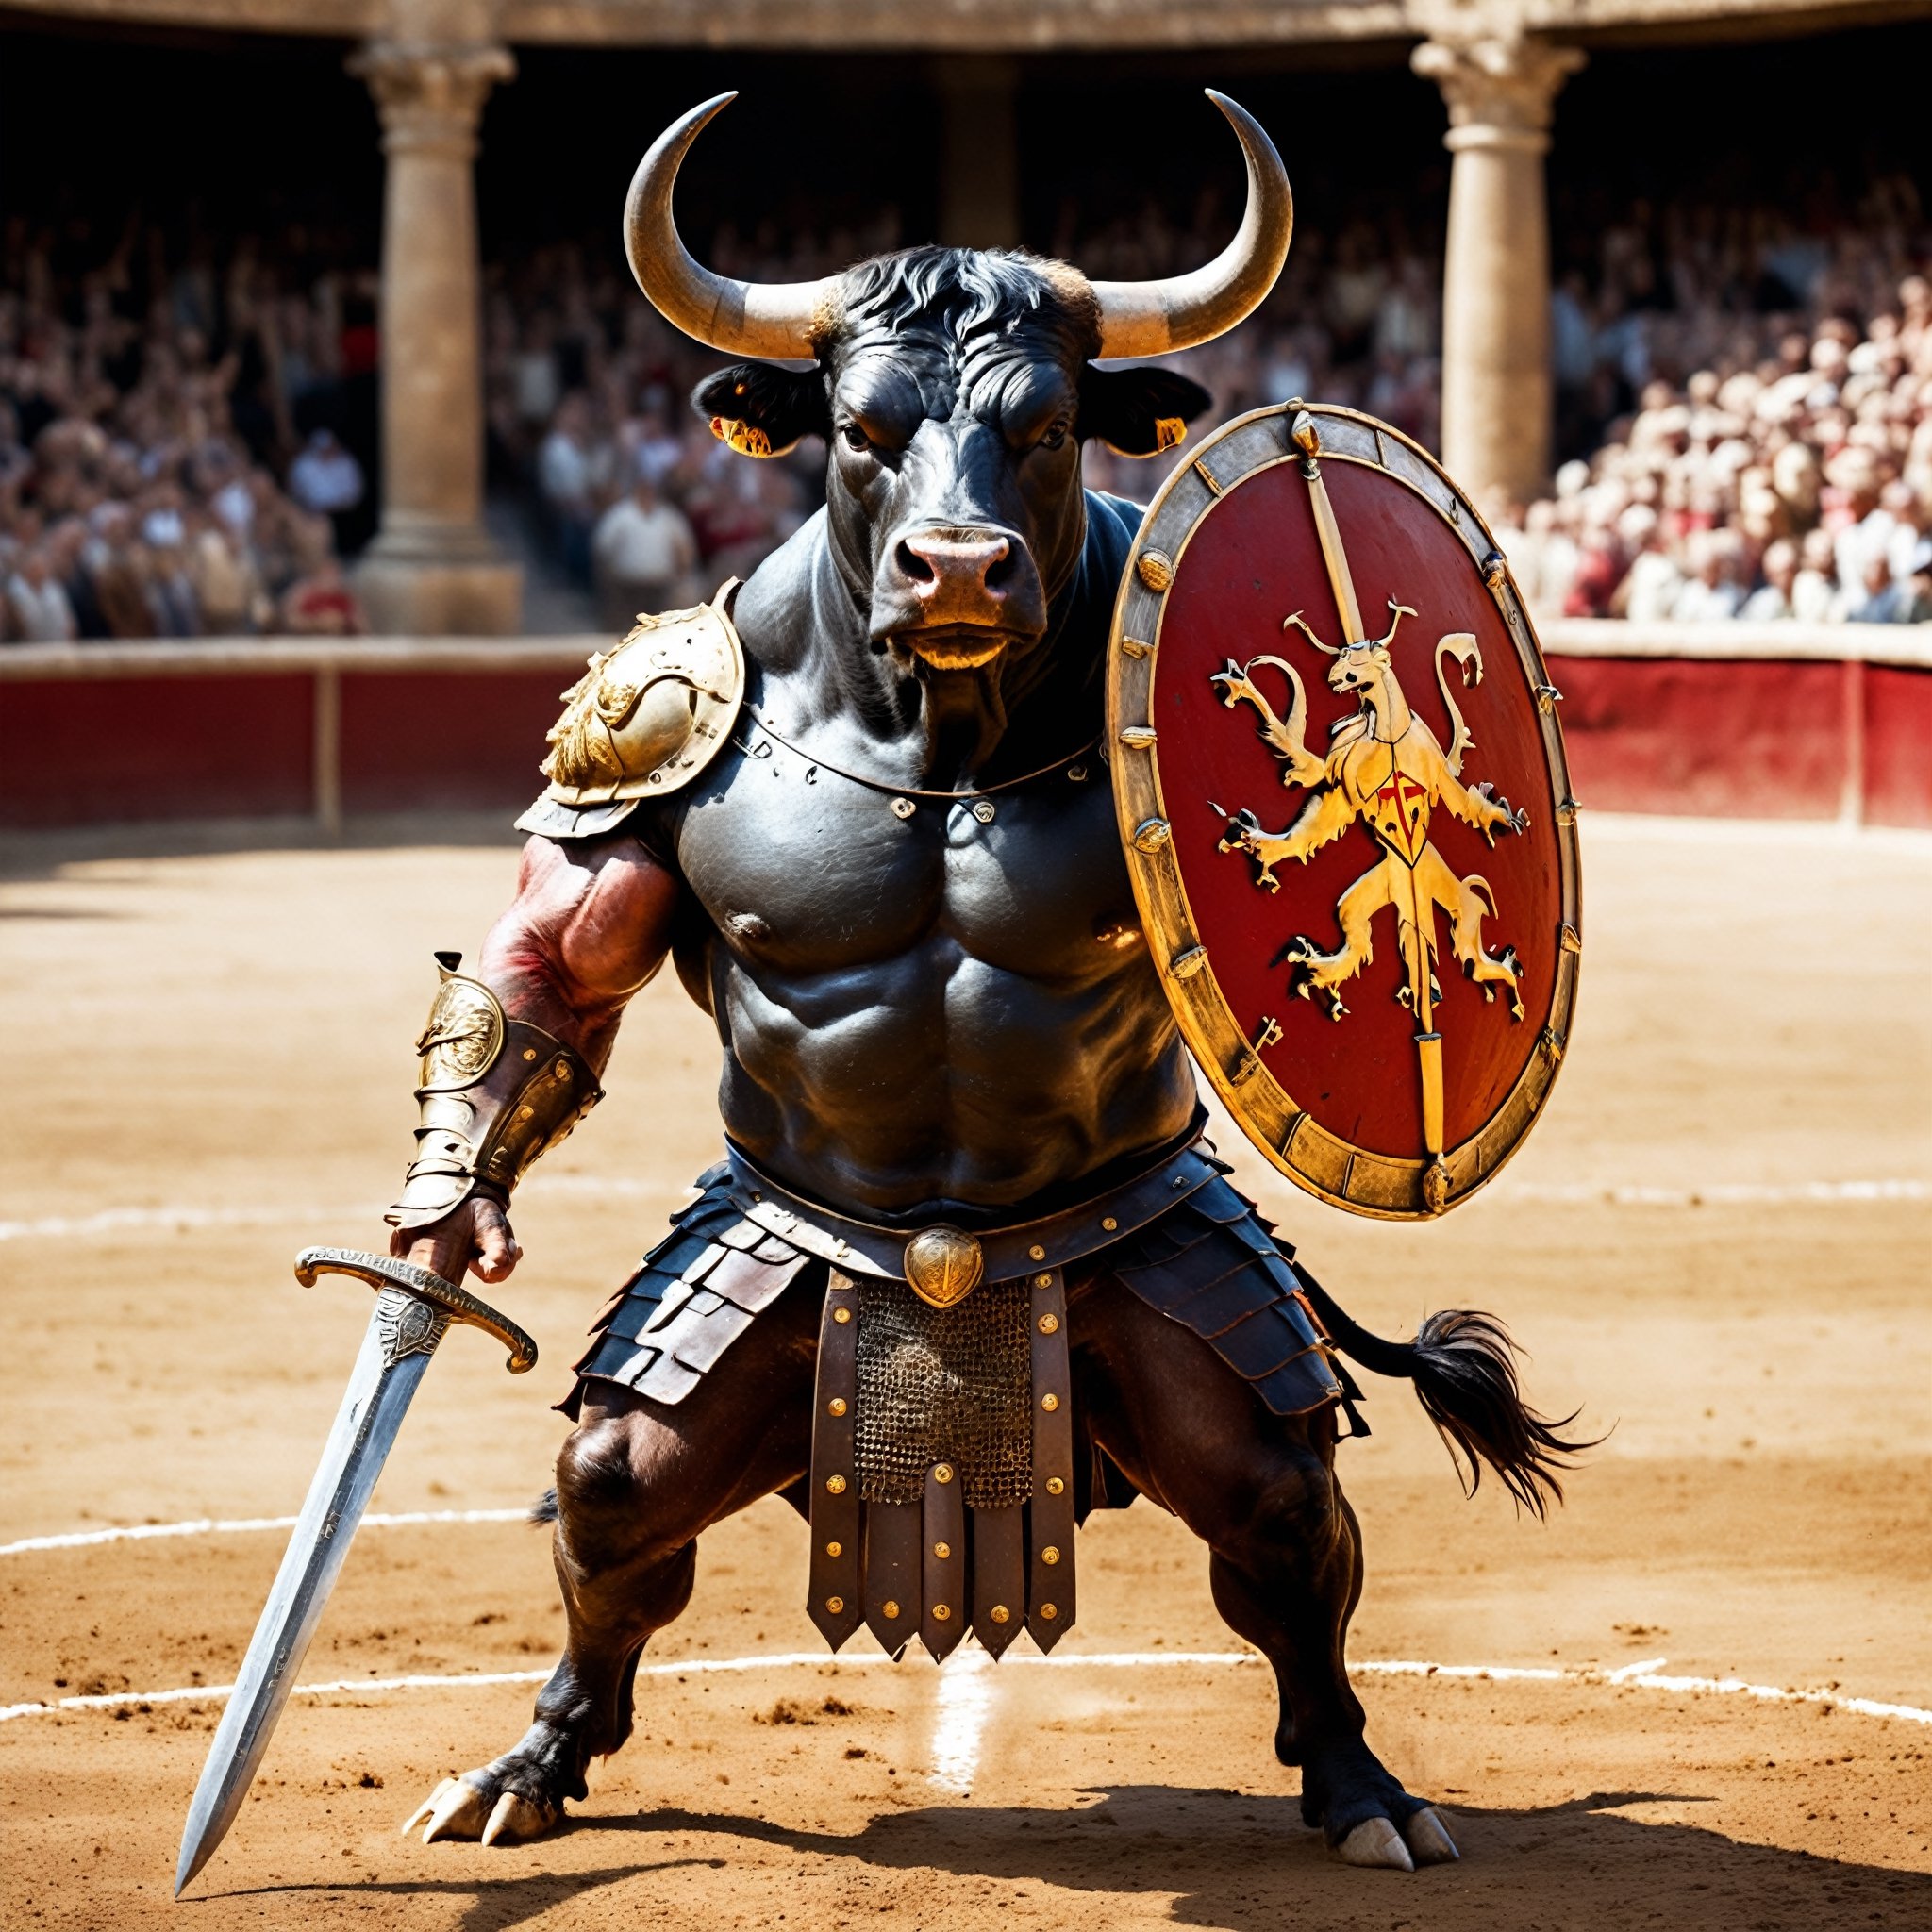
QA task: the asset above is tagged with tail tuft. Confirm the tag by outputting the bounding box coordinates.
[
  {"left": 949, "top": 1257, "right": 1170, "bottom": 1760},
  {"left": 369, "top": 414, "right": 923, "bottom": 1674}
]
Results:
[
  {"left": 528, "top": 1487, "right": 559, "bottom": 1526},
  {"left": 1294, "top": 1265, "right": 1599, "bottom": 1516},
  {"left": 1407, "top": 1307, "right": 1594, "bottom": 1517}
]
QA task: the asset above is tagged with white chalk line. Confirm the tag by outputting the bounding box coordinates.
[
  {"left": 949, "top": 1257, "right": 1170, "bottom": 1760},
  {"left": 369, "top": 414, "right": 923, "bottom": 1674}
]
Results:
[
  {"left": 5, "top": 1174, "right": 1925, "bottom": 1245},
  {"left": 3, "top": 1649, "right": 1925, "bottom": 1731},
  {"left": 0, "top": 1507, "right": 531, "bottom": 1560}
]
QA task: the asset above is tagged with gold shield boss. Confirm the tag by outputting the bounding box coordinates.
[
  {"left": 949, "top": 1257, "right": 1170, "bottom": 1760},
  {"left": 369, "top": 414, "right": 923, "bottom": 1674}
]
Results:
[{"left": 1108, "top": 403, "right": 1581, "bottom": 1221}]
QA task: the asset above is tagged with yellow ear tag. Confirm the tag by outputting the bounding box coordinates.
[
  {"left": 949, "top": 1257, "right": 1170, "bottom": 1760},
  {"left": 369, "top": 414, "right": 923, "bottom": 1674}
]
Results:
[
  {"left": 1154, "top": 416, "right": 1187, "bottom": 452},
  {"left": 709, "top": 416, "right": 774, "bottom": 458}
]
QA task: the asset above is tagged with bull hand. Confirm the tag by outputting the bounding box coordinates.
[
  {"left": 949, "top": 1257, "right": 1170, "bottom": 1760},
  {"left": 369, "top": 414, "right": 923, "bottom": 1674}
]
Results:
[{"left": 389, "top": 1192, "right": 522, "bottom": 1289}]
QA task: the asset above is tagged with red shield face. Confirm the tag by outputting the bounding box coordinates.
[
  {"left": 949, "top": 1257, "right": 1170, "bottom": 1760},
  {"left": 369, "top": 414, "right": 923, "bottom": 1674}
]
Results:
[{"left": 1108, "top": 405, "right": 1581, "bottom": 1219}]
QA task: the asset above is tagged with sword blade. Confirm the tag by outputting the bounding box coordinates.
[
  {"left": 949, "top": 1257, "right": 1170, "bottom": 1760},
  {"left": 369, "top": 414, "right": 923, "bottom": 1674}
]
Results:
[{"left": 175, "top": 1293, "right": 440, "bottom": 1894}]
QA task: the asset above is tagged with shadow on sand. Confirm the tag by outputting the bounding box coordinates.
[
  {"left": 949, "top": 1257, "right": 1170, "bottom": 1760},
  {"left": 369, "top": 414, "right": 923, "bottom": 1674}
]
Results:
[{"left": 201, "top": 1784, "right": 1929, "bottom": 1932}]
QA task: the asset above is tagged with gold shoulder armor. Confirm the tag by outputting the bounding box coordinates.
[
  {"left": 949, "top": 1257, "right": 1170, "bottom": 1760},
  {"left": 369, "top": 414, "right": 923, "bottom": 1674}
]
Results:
[{"left": 539, "top": 582, "right": 745, "bottom": 806}]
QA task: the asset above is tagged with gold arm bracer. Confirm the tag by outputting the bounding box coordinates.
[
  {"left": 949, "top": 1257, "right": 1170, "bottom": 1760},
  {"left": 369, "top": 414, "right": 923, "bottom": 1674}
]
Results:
[{"left": 385, "top": 953, "right": 602, "bottom": 1232}]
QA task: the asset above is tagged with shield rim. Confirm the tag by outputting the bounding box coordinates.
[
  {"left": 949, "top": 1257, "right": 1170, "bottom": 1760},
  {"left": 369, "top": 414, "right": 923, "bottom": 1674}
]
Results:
[{"left": 1106, "top": 401, "right": 1583, "bottom": 1221}]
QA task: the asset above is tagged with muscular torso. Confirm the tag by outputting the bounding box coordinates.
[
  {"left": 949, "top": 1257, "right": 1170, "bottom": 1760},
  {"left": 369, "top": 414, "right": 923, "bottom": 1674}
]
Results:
[
  {"left": 664, "top": 687, "right": 1195, "bottom": 1220},
  {"left": 491, "top": 500, "right": 1198, "bottom": 1226}
]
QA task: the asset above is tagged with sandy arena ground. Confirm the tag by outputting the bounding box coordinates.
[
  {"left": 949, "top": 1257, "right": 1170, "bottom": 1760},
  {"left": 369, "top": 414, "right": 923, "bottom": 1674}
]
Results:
[{"left": 1, "top": 809, "right": 1928, "bottom": 1930}]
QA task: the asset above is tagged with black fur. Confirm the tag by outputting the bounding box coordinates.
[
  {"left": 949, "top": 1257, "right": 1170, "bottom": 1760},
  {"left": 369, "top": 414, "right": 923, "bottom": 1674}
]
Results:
[
  {"left": 529, "top": 1487, "right": 559, "bottom": 1526},
  {"left": 690, "top": 248, "right": 1213, "bottom": 464},
  {"left": 1292, "top": 1264, "right": 1596, "bottom": 1518}
]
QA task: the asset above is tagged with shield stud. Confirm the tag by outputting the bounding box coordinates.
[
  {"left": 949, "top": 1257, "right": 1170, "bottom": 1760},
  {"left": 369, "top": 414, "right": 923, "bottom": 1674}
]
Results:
[{"left": 903, "top": 1226, "right": 985, "bottom": 1308}]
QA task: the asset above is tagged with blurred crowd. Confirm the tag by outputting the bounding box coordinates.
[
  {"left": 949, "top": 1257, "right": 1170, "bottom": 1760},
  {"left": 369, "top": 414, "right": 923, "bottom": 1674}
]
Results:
[
  {"left": 0, "top": 225, "right": 378, "bottom": 642},
  {"left": 1498, "top": 174, "right": 1932, "bottom": 624},
  {"left": 6, "top": 169, "right": 1929, "bottom": 642}
]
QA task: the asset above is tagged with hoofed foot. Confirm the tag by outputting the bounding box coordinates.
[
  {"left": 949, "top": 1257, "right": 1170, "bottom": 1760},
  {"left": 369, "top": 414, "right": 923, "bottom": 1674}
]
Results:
[
  {"left": 403, "top": 1774, "right": 560, "bottom": 1846},
  {"left": 1336, "top": 1817, "right": 1414, "bottom": 1871},
  {"left": 1402, "top": 1806, "right": 1459, "bottom": 1865}
]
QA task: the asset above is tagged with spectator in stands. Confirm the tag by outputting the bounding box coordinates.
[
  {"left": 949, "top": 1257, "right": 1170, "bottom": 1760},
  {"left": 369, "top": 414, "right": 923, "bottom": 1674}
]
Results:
[
  {"left": 5, "top": 542, "right": 76, "bottom": 642},
  {"left": 1740, "top": 537, "right": 1800, "bottom": 619},
  {"left": 288, "top": 427, "right": 366, "bottom": 558},
  {"left": 591, "top": 475, "right": 698, "bottom": 630},
  {"left": 1847, "top": 550, "right": 1911, "bottom": 624}
]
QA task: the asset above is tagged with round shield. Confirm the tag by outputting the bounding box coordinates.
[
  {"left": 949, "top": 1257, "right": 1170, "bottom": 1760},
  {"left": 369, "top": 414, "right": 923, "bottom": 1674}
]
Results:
[{"left": 1108, "top": 403, "right": 1581, "bottom": 1219}]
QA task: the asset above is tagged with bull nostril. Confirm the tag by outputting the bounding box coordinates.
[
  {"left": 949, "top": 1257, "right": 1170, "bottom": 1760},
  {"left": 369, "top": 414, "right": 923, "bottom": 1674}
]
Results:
[{"left": 900, "top": 532, "right": 1011, "bottom": 596}]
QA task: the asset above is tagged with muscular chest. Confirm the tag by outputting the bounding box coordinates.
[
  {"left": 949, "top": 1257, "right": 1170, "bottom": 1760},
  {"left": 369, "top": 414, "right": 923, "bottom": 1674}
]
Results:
[{"left": 672, "top": 741, "right": 1141, "bottom": 979}]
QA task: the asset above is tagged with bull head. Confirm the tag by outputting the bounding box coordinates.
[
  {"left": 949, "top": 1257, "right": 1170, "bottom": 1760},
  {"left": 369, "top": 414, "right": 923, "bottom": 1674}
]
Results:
[{"left": 621, "top": 92, "right": 1291, "bottom": 672}]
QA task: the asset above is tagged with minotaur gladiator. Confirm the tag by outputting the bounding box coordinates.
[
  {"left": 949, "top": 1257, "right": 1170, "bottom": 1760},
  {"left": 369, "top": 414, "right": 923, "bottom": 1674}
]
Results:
[{"left": 179, "top": 90, "right": 1588, "bottom": 1890}]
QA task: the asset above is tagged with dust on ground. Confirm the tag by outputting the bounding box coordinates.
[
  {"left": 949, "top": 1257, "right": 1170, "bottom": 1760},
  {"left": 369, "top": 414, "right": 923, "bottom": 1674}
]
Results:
[{"left": 1, "top": 812, "right": 1927, "bottom": 1929}]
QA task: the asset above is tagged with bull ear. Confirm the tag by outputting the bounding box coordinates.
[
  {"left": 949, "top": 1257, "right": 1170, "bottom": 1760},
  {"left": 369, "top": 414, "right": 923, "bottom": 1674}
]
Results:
[
  {"left": 691, "top": 363, "right": 829, "bottom": 458},
  {"left": 1077, "top": 367, "right": 1214, "bottom": 458}
]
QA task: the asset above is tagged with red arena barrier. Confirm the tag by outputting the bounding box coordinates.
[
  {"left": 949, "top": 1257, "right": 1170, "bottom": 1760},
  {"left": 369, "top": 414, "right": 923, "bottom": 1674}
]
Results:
[{"left": 1, "top": 625, "right": 1926, "bottom": 834}]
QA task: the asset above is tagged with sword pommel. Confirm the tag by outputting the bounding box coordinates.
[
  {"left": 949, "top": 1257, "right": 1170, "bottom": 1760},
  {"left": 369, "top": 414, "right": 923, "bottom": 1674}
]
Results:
[{"left": 293, "top": 1246, "right": 538, "bottom": 1374}]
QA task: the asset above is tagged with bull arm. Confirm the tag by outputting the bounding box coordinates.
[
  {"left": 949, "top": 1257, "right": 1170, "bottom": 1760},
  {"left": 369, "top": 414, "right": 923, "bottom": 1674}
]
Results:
[{"left": 392, "top": 832, "right": 683, "bottom": 1287}]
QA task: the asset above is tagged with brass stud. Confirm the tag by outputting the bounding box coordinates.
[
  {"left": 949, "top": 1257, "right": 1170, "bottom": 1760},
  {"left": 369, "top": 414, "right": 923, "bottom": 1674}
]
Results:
[
  {"left": 516, "top": 1105, "right": 535, "bottom": 1122},
  {"left": 933, "top": 1463, "right": 955, "bottom": 1484},
  {"left": 990, "top": 1605, "right": 1011, "bottom": 1624},
  {"left": 933, "top": 1603, "right": 952, "bottom": 1621},
  {"left": 971, "top": 799, "right": 995, "bottom": 824},
  {"left": 554, "top": 1059, "right": 572, "bottom": 1080},
  {"left": 1044, "top": 1476, "right": 1065, "bottom": 1496},
  {"left": 825, "top": 1595, "right": 844, "bottom": 1614},
  {"left": 824, "top": 1541, "right": 842, "bottom": 1557},
  {"left": 1041, "top": 1546, "right": 1061, "bottom": 1565},
  {"left": 522, "top": 1047, "right": 539, "bottom": 1061},
  {"left": 1136, "top": 548, "right": 1175, "bottom": 591},
  {"left": 825, "top": 1474, "right": 847, "bottom": 1494},
  {"left": 1034, "top": 1273, "right": 1052, "bottom": 1289},
  {"left": 932, "top": 1541, "right": 952, "bottom": 1560},
  {"left": 1028, "top": 1244, "right": 1046, "bottom": 1261},
  {"left": 1101, "top": 1216, "right": 1118, "bottom": 1232},
  {"left": 1041, "top": 1392, "right": 1059, "bottom": 1412},
  {"left": 1067, "top": 763, "right": 1089, "bottom": 783},
  {"left": 883, "top": 1599, "right": 901, "bottom": 1619},
  {"left": 891, "top": 797, "right": 915, "bottom": 820},
  {"left": 833, "top": 1306, "right": 852, "bottom": 1324},
  {"left": 1038, "top": 1313, "right": 1059, "bottom": 1335},
  {"left": 827, "top": 1396, "right": 848, "bottom": 1416},
  {"left": 1040, "top": 1603, "right": 1058, "bottom": 1621}
]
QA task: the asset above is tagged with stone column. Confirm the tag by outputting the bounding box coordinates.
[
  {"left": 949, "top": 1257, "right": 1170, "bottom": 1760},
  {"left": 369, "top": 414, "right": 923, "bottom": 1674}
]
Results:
[
  {"left": 936, "top": 58, "right": 1021, "bottom": 251},
  {"left": 1412, "top": 33, "right": 1584, "bottom": 509},
  {"left": 352, "top": 37, "right": 522, "bottom": 635}
]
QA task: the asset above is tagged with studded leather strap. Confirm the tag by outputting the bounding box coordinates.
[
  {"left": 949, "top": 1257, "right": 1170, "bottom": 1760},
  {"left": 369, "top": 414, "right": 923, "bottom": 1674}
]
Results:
[{"left": 808, "top": 1270, "right": 862, "bottom": 1651}]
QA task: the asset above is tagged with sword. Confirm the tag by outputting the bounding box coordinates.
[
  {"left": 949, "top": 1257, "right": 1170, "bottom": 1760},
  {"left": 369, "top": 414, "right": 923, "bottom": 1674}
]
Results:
[
  {"left": 174, "top": 1246, "right": 535, "bottom": 1896},
  {"left": 1289, "top": 411, "right": 1448, "bottom": 1192}
]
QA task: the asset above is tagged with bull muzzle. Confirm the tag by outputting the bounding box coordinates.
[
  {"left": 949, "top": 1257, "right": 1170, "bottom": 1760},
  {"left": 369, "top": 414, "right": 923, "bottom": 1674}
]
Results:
[{"left": 877, "top": 525, "right": 1043, "bottom": 666}]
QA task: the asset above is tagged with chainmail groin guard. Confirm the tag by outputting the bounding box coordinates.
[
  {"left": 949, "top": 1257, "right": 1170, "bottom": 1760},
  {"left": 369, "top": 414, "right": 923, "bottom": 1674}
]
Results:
[{"left": 855, "top": 1276, "right": 1032, "bottom": 1509}]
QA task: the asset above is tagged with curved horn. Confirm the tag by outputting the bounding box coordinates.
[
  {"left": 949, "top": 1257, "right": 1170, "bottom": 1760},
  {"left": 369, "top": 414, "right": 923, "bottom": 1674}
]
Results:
[
  {"left": 1091, "top": 91, "right": 1292, "bottom": 359},
  {"left": 624, "top": 93, "right": 835, "bottom": 360}
]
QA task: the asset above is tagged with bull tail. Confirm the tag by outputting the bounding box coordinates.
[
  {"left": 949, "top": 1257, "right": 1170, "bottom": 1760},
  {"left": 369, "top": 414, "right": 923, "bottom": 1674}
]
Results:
[
  {"left": 1294, "top": 1265, "right": 1596, "bottom": 1518},
  {"left": 529, "top": 1487, "right": 560, "bottom": 1526}
]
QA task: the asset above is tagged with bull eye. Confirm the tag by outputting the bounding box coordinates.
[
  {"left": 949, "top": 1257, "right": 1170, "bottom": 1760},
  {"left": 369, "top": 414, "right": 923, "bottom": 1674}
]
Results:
[
  {"left": 840, "top": 424, "right": 871, "bottom": 455},
  {"left": 1038, "top": 419, "right": 1071, "bottom": 452}
]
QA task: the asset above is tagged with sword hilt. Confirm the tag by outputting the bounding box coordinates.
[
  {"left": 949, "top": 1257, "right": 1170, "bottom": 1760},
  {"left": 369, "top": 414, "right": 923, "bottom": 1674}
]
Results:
[{"left": 293, "top": 1246, "right": 538, "bottom": 1373}]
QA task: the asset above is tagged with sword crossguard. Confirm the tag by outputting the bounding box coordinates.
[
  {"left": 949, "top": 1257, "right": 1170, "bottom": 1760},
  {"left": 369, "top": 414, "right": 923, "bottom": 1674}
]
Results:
[{"left": 293, "top": 1246, "right": 538, "bottom": 1374}]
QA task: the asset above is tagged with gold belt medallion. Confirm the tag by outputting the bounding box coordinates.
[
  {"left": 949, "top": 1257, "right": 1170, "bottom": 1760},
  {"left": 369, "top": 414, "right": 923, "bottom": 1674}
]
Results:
[{"left": 903, "top": 1225, "right": 985, "bottom": 1309}]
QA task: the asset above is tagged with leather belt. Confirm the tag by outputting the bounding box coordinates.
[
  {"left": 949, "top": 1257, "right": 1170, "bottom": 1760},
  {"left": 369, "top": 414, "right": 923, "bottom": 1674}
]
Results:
[{"left": 724, "top": 1134, "right": 1222, "bottom": 1307}]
